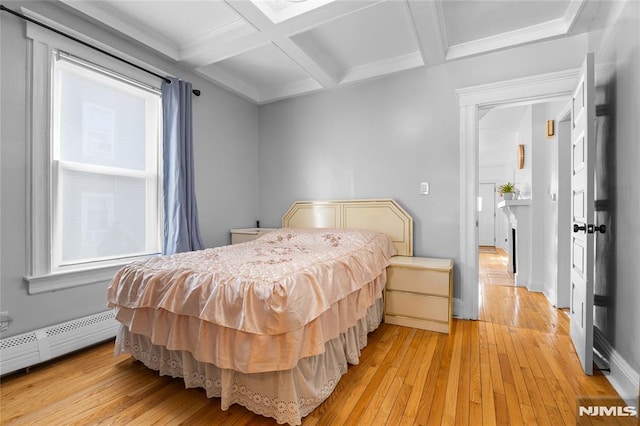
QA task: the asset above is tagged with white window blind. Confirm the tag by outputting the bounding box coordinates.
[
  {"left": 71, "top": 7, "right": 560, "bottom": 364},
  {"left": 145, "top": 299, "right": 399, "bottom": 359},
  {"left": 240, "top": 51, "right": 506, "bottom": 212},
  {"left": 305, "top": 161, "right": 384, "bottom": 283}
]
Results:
[{"left": 51, "top": 54, "right": 162, "bottom": 270}]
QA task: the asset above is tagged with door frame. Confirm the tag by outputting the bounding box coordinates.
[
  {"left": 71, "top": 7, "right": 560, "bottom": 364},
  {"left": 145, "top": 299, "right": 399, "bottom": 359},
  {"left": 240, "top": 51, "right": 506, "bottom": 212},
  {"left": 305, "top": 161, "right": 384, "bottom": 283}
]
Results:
[
  {"left": 456, "top": 68, "right": 579, "bottom": 320},
  {"left": 555, "top": 106, "right": 572, "bottom": 309},
  {"left": 478, "top": 182, "right": 496, "bottom": 247}
]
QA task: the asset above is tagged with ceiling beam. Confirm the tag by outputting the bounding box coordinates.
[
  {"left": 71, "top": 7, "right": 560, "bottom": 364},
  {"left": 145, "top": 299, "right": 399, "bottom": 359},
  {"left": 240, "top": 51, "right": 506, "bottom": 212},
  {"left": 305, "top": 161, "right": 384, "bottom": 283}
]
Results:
[
  {"left": 445, "top": 17, "right": 569, "bottom": 61},
  {"left": 406, "top": 0, "right": 445, "bottom": 65},
  {"left": 218, "top": 0, "right": 342, "bottom": 88},
  {"left": 563, "top": 0, "right": 586, "bottom": 33},
  {"left": 183, "top": 0, "right": 381, "bottom": 68}
]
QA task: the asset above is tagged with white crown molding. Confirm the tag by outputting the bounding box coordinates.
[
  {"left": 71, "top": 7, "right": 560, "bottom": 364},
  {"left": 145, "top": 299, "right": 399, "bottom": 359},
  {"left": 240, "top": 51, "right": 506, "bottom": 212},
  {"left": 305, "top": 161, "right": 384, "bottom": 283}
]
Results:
[
  {"left": 456, "top": 68, "right": 579, "bottom": 107},
  {"left": 259, "top": 78, "right": 323, "bottom": 105},
  {"left": 59, "top": 0, "right": 180, "bottom": 60},
  {"left": 195, "top": 64, "right": 260, "bottom": 104}
]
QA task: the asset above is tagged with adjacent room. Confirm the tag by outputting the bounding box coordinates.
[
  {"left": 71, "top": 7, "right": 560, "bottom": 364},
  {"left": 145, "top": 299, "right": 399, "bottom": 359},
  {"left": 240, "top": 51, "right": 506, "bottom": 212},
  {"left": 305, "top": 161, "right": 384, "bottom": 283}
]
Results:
[{"left": 1, "top": 0, "right": 638, "bottom": 424}]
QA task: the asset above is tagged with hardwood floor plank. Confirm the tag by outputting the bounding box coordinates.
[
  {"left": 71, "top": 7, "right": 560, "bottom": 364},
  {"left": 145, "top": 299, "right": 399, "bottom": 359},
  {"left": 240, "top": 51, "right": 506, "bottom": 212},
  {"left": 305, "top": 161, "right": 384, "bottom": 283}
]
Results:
[
  {"left": 424, "top": 329, "right": 456, "bottom": 425},
  {"left": 478, "top": 322, "right": 497, "bottom": 426},
  {"left": 502, "top": 328, "right": 532, "bottom": 408},
  {"left": 414, "top": 333, "right": 447, "bottom": 425},
  {"left": 468, "top": 321, "right": 482, "bottom": 406},
  {"left": 403, "top": 333, "right": 439, "bottom": 419},
  {"left": 493, "top": 391, "right": 510, "bottom": 425},
  {"left": 454, "top": 321, "right": 472, "bottom": 426},
  {"left": 504, "top": 381, "right": 524, "bottom": 425},
  {"left": 442, "top": 320, "right": 464, "bottom": 425},
  {"left": 521, "top": 366, "right": 552, "bottom": 425}
]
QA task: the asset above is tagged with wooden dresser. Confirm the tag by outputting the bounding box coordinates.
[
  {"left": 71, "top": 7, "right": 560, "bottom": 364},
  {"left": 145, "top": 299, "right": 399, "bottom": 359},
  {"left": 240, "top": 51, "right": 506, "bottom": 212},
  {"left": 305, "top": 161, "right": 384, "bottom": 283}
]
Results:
[{"left": 384, "top": 256, "right": 453, "bottom": 334}]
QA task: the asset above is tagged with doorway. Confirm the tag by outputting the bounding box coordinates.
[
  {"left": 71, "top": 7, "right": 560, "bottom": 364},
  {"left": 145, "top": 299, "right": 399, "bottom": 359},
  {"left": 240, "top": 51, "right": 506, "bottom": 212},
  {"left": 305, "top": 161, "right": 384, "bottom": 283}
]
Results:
[
  {"left": 476, "top": 101, "right": 570, "bottom": 323},
  {"left": 457, "top": 68, "right": 579, "bottom": 320}
]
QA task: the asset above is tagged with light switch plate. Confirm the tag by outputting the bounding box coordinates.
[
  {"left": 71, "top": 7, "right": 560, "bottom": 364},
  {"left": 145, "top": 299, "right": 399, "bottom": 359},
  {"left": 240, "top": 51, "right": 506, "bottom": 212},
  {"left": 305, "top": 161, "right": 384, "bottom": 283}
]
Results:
[{"left": 420, "top": 182, "right": 430, "bottom": 195}]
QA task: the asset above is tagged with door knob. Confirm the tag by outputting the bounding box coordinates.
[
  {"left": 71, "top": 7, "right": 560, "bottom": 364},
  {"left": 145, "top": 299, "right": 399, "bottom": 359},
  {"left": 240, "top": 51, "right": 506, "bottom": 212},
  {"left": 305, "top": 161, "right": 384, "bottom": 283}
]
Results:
[
  {"left": 573, "top": 224, "right": 586, "bottom": 233},
  {"left": 588, "top": 224, "right": 606, "bottom": 234}
]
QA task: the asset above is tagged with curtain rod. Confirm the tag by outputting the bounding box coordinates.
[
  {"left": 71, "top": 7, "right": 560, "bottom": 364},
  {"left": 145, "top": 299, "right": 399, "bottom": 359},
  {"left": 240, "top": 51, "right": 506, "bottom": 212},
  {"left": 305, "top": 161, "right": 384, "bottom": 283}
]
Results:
[{"left": 0, "top": 4, "right": 201, "bottom": 96}]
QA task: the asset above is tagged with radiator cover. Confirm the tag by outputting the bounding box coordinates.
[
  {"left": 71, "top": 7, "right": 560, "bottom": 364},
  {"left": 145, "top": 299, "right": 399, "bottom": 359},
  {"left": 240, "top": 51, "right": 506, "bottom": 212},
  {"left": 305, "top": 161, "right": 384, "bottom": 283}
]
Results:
[{"left": 0, "top": 310, "right": 119, "bottom": 375}]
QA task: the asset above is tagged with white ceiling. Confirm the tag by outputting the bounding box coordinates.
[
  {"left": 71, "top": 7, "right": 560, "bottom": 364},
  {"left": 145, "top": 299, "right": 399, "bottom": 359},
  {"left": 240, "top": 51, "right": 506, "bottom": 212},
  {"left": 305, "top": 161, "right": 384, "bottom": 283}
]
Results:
[{"left": 59, "top": 0, "right": 600, "bottom": 105}]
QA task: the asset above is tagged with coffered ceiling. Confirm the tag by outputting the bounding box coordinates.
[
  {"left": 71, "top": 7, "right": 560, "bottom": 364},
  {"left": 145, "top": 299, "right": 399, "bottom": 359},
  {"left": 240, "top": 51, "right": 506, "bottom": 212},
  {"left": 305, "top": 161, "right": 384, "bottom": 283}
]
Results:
[{"left": 59, "top": 0, "right": 600, "bottom": 104}]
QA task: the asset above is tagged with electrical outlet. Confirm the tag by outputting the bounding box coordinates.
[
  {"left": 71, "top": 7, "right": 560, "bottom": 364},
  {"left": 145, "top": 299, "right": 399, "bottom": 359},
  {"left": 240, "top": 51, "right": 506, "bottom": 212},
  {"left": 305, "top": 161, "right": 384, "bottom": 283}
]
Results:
[{"left": 420, "top": 182, "right": 430, "bottom": 195}]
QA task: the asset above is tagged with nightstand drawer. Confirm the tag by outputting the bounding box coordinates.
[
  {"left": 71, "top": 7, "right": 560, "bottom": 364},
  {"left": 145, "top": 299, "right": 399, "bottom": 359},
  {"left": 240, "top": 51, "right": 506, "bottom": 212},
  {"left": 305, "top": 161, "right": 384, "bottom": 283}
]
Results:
[
  {"left": 384, "top": 256, "right": 453, "bottom": 333},
  {"left": 386, "top": 267, "right": 449, "bottom": 296},
  {"left": 385, "top": 291, "right": 449, "bottom": 322}
]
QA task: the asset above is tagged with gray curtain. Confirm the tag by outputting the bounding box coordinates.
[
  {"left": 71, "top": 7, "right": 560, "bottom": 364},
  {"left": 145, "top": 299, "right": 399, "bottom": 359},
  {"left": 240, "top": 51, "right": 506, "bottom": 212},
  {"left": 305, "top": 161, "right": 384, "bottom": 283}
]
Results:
[{"left": 162, "top": 77, "right": 204, "bottom": 254}]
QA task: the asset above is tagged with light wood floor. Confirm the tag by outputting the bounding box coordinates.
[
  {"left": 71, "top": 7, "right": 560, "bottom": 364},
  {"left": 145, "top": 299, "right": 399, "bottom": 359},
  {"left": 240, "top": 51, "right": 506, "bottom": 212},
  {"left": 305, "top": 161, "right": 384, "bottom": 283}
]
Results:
[{"left": 1, "top": 250, "right": 631, "bottom": 425}]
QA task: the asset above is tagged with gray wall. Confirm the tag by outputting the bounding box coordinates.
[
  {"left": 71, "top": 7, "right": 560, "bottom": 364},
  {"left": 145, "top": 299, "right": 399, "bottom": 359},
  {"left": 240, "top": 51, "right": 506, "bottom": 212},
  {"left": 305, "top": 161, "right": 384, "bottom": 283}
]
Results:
[
  {"left": 592, "top": 0, "right": 640, "bottom": 375},
  {"left": 0, "top": 1, "right": 259, "bottom": 337},
  {"left": 258, "top": 35, "right": 588, "bottom": 300},
  {"left": 531, "top": 101, "right": 566, "bottom": 298}
]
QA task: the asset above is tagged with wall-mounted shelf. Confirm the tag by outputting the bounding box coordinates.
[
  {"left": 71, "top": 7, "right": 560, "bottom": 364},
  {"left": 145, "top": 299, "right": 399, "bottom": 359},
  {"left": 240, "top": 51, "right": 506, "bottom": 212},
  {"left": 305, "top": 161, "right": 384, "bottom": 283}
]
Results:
[{"left": 497, "top": 199, "right": 532, "bottom": 208}]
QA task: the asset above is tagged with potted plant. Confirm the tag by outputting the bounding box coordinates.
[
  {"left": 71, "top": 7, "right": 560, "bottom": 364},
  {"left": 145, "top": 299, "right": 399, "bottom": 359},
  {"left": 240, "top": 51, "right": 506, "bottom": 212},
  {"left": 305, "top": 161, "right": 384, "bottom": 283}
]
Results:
[{"left": 498, "top": 182, "right": 516, "bottom": 200}]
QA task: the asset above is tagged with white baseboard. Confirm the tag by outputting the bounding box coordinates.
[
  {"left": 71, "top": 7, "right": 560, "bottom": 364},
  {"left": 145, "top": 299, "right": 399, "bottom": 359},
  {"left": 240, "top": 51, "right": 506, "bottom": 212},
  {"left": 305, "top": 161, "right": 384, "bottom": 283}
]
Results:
[
  {"left": 0, "top": 310, "right": 119, "bottom": 376},
  {"left": 452, "top": 297, "right": 464, "bottom": 318},
  {"left": 542, "top": 287, "right": 557, "bottom": 307},
  {"left": 594, "top": 327, "right": 640, "bottom": 407}
]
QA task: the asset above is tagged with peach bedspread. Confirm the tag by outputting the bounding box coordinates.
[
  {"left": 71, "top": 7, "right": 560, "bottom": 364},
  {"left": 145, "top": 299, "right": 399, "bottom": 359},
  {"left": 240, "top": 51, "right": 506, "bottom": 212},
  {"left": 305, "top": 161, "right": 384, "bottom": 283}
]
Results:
[{"left": 108, "top": 228, "right": 396, "bottom": 373}]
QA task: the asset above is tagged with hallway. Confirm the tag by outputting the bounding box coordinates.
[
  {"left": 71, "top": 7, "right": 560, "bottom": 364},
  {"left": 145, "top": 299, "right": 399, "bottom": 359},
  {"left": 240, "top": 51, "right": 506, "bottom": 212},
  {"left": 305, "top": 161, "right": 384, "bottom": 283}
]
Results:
[
  {"left": 478, "top": 247, "right": 570, "bottom": 336},
  {"left": 474, "top": 247, "right": 636, "bottom": 424}
]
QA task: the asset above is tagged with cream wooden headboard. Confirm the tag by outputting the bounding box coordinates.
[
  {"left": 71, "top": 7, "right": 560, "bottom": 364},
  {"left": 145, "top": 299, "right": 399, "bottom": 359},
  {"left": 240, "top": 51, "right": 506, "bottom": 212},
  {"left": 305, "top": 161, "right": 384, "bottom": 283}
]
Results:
[{"left": 282, "top": 199, "right": 413, "bottom": 256}]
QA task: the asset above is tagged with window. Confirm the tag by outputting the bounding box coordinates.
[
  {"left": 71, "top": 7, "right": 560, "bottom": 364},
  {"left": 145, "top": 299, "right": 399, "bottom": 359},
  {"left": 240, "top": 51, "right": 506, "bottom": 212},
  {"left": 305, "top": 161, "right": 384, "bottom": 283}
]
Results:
[
  {"left": 24, "top": 19, "right": 163, "bottom": 294},
  {"left": 51, "top": 54, "right": 162, "bottom": 271}
]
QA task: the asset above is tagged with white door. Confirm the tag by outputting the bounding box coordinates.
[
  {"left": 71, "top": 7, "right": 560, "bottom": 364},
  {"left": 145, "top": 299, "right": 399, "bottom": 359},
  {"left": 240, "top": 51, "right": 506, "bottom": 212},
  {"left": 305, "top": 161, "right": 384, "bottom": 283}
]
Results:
[
  {"left": 570, "top": 53, "right": 596, "bottom": 375},
  {"left": 478, "top": 183, "right": 496, "bottom": 246}
]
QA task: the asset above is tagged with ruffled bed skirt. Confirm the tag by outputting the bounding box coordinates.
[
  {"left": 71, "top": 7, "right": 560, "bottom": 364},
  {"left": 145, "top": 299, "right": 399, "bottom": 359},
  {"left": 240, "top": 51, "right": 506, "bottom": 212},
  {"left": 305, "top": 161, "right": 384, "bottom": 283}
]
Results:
[{"left": 115, "top": 297, "right": 383, "bottom": 425}]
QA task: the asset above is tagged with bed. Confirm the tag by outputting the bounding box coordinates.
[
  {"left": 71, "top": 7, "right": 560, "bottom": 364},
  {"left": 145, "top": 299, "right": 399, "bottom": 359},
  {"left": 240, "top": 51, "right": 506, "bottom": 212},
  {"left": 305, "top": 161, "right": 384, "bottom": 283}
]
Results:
[{"left": 107, "top": 199, "right": 413, "bottom": 425}]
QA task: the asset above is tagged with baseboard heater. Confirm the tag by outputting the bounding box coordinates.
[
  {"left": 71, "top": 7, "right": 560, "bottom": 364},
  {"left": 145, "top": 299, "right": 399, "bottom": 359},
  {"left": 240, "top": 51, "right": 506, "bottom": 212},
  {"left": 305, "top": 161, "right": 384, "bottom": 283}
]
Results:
[{"left": 0, "top": 310, "right": 119, "bottom": 376}]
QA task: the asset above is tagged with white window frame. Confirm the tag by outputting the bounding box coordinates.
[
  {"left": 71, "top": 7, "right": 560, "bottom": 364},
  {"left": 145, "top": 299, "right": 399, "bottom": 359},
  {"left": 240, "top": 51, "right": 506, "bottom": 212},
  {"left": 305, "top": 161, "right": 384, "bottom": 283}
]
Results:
[
  {"left": 23, "top": 14, "right": 163, "bottom": 294},
  {"left": 51, "top": 55, "right": 161, "bottom": 271}
]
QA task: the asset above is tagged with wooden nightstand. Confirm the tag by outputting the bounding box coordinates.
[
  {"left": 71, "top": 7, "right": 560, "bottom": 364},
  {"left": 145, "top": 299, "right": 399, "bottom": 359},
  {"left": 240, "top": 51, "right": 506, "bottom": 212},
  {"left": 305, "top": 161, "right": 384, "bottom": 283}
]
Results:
[
  {"left": 230, "top": 228, "right": 278, "bottom": 245},
  {"left": 384, "top": 256, "right": 453, "bottom": 334}
]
